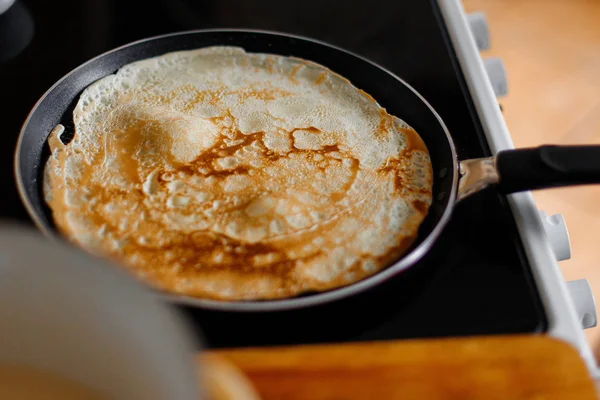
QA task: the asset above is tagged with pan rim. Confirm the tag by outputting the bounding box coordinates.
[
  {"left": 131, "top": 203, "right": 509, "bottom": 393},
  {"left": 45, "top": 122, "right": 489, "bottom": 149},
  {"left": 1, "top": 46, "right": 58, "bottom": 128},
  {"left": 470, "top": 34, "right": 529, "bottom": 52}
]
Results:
[{"left": 14, "top": 28, "right": 459, "bottom": 312}]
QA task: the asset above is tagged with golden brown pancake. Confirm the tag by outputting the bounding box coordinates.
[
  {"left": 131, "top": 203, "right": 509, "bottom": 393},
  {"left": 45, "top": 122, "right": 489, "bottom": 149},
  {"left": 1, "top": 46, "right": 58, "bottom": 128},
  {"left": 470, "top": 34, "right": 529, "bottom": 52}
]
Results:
[{"left": 43, "top": 46, "right": 433, "bottom": 301}]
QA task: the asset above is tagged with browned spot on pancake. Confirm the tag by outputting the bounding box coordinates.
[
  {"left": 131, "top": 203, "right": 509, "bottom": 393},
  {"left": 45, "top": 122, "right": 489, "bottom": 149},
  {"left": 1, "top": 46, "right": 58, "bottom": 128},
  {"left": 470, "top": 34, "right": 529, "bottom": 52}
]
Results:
[
  {"left": 315, "top": 72, "right": 328, "bottom": 85},
  {"left": 412, "top": 200, "right": 428, "bottom": 214},
  {"left": 375, "top": 109, "right": 393, "bottom": 140},
  {"left": 289, "top": 64, "right": 303, "bottom": 84},
  {"left": 113, "top": 121, "right": 145, "bottom": 184},
  {"left": 266, "top": 57, "right": 276, "bottom": 74},
  {"left": 239, "top": 87, "right": 291, "bottom": 102},
  {"left": 402, "top": 127, "right": 429, "bottom": 153}
]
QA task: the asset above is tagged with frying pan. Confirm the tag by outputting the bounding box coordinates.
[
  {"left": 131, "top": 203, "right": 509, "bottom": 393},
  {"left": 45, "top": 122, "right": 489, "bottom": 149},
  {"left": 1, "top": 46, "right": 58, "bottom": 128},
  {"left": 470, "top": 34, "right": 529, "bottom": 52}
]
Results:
[{"left": 14, "top": 30, "right": 600, "bottom": 312}]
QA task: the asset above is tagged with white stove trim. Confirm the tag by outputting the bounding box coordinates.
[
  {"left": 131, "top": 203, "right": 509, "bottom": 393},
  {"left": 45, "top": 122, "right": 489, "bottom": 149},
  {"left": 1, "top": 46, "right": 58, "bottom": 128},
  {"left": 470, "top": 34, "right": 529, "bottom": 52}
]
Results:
[{"left": 438, "top": 0, "right": 598, "bottom": 375}]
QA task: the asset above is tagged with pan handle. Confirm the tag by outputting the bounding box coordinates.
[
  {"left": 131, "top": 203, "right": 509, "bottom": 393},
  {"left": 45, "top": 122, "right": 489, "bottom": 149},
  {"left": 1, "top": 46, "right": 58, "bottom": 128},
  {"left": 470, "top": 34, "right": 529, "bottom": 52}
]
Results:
[
  {"left": 458, "top": 145, "right": 600, "bottom": 200},
  {"left": 496, "top": 145, "right": 600, "bottom": 194}
]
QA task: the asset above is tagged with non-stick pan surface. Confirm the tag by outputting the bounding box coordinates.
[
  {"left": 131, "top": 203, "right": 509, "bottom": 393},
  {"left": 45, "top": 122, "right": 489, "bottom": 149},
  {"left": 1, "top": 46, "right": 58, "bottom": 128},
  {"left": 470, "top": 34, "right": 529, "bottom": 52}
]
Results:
[{"left": 14, "top": 30, "right": 460, "bottom": 311}]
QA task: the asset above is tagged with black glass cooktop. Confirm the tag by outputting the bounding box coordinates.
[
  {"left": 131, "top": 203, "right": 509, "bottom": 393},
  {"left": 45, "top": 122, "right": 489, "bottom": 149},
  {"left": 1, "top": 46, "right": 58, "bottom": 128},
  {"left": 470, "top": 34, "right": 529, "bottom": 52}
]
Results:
[{"left": 0, "top": 0, "right": 547, "bottom": 348}]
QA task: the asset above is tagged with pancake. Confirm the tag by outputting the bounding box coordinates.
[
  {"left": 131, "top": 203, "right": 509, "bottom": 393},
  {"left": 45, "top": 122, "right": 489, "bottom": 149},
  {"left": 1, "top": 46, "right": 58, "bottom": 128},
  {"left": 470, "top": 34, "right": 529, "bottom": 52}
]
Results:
[{"left": 43, "top": 46, "right": 433, "bottom": 301}]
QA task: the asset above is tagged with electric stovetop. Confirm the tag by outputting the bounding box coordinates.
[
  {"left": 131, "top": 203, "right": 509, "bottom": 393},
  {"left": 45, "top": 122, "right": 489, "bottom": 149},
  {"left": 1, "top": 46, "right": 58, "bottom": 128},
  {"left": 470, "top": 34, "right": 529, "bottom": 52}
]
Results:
[{"left": 0, "top": 0, "right": 547, "bottom": 348}]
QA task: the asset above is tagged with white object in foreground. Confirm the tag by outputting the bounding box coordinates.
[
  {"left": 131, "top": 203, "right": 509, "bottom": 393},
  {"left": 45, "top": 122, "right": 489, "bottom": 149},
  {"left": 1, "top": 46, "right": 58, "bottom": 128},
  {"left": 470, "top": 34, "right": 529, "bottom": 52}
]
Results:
[
  {"left": 0, "top": 0, "right": 14, "bottom": 15},
  {"left": 0, "top": 224, "right": 200, "bottom": 400}
]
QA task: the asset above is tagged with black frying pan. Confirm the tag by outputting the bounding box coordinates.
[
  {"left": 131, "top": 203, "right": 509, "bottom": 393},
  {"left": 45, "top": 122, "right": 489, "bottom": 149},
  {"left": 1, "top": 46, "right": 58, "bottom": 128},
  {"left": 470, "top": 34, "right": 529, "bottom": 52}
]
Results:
[{"left": 14, "top": 30, "right": 600, "bottom": 311}]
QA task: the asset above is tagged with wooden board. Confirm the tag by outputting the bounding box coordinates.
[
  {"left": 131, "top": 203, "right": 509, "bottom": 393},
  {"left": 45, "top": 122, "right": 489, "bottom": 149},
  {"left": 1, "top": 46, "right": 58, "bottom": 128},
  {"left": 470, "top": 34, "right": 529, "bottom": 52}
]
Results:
[{"left": 208, "top": 335, "right": 598, "bottom": 400}]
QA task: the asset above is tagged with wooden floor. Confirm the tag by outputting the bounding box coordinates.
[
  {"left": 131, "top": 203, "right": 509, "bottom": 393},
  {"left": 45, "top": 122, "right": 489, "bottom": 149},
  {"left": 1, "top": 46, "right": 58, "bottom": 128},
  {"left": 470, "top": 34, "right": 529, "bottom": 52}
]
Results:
[{"left": 462, "top": 0, "right": 600, "bottom": 358}]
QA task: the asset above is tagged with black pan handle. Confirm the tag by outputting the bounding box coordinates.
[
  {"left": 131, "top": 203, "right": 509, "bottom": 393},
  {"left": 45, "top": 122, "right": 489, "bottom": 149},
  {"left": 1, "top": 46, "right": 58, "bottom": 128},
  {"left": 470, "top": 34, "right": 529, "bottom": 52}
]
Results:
[{"left": 496, "top": 145, "right": 600, "bottom": 194}]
